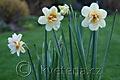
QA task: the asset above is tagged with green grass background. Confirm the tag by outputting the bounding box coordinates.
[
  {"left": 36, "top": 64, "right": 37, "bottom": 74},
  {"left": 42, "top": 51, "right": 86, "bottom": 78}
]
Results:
[{"left": 0, "top": 14, "right": 120, "bottom": 80}]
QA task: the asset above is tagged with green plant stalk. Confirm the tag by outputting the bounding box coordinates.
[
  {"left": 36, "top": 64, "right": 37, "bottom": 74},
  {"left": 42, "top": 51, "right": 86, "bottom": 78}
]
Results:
[
  {"left": 90, "top": 31, "right": 98, "bottom": 80},
  {"left": 73, "top": 12, "right": 87, "bottom": 80},
  {"left": 75, "top": 13, "right": 87, "bottom": 68},
  {"left": 68, "top": 13, "right": 75, "bottom": 80},
  {"left": 69, "top": 6, "right": 88, "bottom": 79},
  {"left": 45, "top": 30, "right": 48, "bottom": 80},
  {"left": 98, "top": 10, "right": 117, "bottom": 80},
  {"left": 26, "top": 49, "right": 37, "bottom": 80},
  {"left": 72, "top": 8, "right": 87, "bottom": 68},
  {"left": 79, "top": 15, "right": 83, "bottom": 39},
  {"left": 86, "top": 32, "right": 93, "bottom": 64},
  {"left": 72, "top": 29, "right": 83, "bottom": 80},
  {"left": 38, "top": 59, "right": 42, "bottom": 80},
  {"left": 60, "top": 26, "right": 70, "bottom": 67},
  {"left": 52, "top": 30, "right": 68, "bottom": 80},
  {"left": 51, "top": 45, "right": 59, "bottom": 80},
  {"left": 27, "top": 64, "right": 32, "bottom": 80},
  {"left": 41, "top": 42, "right": 46, "bottom": 80},
  {"left": 59, "top": 46, "right": 64, "bottom": 80},
  {"left": 59, "top": 56, "right": 62, "bottom": 80},
  {"left": 34, "top": 44, "right": 42, "bottom": 80},
  {"left": 70, "top": 22, "right": 84, "bottom": 80}
]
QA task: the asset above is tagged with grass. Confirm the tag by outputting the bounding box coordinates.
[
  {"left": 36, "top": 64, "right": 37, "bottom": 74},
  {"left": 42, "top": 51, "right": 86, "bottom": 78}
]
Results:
[{"left": 0, "top": 14, "right": 120, "bottom": 80}]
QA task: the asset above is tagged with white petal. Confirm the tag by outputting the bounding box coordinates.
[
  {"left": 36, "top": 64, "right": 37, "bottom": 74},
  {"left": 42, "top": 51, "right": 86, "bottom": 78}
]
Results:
[
  {"left": 8, "top": 37, "right": 14, "bottom": 43},
  {"left": 42, "top": 7, "right": 49, "bottom": 16},
  {"left": 81, "top": 6, "right": 91, "bottom": 17},
  {"left": 38, "top": 16, "right": 47, "bottom": 24},
  {"left": 53, "top": 25, "right": 60, "bottom": 31},
  {"left": 8, "top": 44, "right": 15, "bottom": 49},
  {"left": 89, "top": 23, "right": 99, "bottom": 31},
  {"left": 17, "top": 50, "right": 20, "bottom": 56},
  {"left": 90, "top": 3, "right": 99, "bottom": 10},
  {"left": 50, "top": 6, "right": 58, "bottom": 14},
  {"left": 11, "top": 50, "right": 16, "bottom": 54},
  {"left": 45, "top": 23, "right": 53, "bottom": 31},
  {"left": 99, "top": 9, "right": 107, "bottom": 18},
  {"left": 81, "top": 18, "right": 90, "bottom": 27},
  {"left": 18, "top": 34, "right": 22, "bottom": 41},
  {"left": 12, "top": 33, "right": 17, "bottom": 39},
  {"left": 53, "top": 22, "right": 60, "bottom": 30},
  {"left": 57, "top": 13, "right": 64, "bottom": 20},
  {"left": 99, "top": 19, "right": 106, "bottom": 28},
  {"left": 10, "top": 48, "right": 16, "bottom": 53}
]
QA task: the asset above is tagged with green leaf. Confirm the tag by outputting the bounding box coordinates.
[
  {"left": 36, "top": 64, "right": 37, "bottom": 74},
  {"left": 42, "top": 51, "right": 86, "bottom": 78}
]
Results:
[
  {"left": 98, "top": 10, "right": 117, "bottom": 80},
  {"left": 68, "top": 13, "right": 75, "bottom": 80},
  {"left": 52, "top": 30, "right": 68, "bottom": 80},
  {"left": 89, "top": 31, "right": 98, "bottom": 80}
]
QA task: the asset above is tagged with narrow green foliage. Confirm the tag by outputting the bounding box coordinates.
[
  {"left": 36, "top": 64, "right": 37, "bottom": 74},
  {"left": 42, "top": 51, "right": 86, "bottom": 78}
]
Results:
[
  {"left": 38, "top": 59, "right": 42, "bottom": 80},
  {"left": 34, "top": 44, "right": 42, "bottom": 80},
  {"left": 98, "top": 10, "right": 117, "bottom": 80},
  {"left": 52, "top": 30, "right": 68, "bottom": 80},
  {"left": 60, "top": 26, "right": 70, "bottom": 67},
  {"left": 86, "top": 32, "right": 93, "bottom": 64},
  {"left": 70, "top": 5, "right": 87, "bottom": 80},
  {"left": 68, "top": 13, "right": 75, "bottom": 80},
  {"left": 50, "top": 45, "right": 59, "bottom": 80}
]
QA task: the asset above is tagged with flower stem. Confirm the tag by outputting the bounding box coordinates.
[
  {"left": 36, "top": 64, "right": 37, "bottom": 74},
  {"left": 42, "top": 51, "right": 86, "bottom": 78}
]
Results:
[
  {"left": 27, "top": 48, "right": 37, "bottom": 80},
  {"left": 52, "top": 29, "right": 68, "bottom": 80},
  {"left": 45, "top": 30, "right": 48, "bottom": 80},
  {"left": 90, "top": 31, "right": 97, "bottom": 80},
  {"left": 68, "top": 13, "right": 75, "bottom": 80}
]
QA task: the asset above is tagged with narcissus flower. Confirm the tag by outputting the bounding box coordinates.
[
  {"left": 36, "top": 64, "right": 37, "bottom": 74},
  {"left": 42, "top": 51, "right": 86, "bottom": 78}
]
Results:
[
  {"left": 81, "top": 3, "right": 107, "bottom": 31},
  {"left": 58, "top": 4, "right": 69, "bottom": 15},
  {"left": 8, "top": 33, "right": 25, "bottom": 56},
  {"left": 38, "top": 6, "right": 64, "bottom": 31}
]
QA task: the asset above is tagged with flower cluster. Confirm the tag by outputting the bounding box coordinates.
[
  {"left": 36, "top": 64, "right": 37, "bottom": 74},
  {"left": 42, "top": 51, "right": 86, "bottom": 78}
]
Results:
[
  {"left": 8, "top": 33, "right": 25, "bottom": 56},
  {"left": 7, "top": 3, "right": 110, "bottom": 80},
  {"left": 38, "top": 4, "right": 69, "bottom": 31},
  {"left": 8, "top": 3, "right": 107, "bottom": 57}
]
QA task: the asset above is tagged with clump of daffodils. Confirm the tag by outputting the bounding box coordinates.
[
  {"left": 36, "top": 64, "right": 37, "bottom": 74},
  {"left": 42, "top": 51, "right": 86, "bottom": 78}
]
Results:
[
  {"left": 38, "top": 6, "right": 64, "bottom": 31},
  {"left": 81, "top": 3, "right": 107, "bottom": 31},
  {"left": 8, "top": 33, "right": 25, "bottom": 56},
  {"left": 58, "top": 4, "right": 69, "bottom": 15}
]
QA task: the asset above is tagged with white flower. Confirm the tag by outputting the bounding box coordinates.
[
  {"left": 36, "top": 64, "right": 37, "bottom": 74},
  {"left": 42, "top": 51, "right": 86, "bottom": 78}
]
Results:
[
  {"left": 81, "top": 3, "right": 107, "bottom": 31},
  {"left": 38, "top": 6, "right": 64, "bottom": 31},
  {"left": 58, "top": 4, "right": 69, "bottom": 15},
  {"left": 8, "top": 33, "right": 25, "bottom": 56}
]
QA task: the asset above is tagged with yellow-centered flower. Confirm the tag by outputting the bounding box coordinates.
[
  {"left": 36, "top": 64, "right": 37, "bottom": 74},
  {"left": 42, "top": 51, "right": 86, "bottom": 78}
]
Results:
[
  {"left": 8, "top": 33, "right": 25, "bottom": 56},
  {"left": 58, "top": 4, "right": 69, "bottom": 15},
  {"left": 38, "top": 6, "right": 64, "bottom": 31},
  {"left": 81, "top": 3, "right": 107, "bottom": 31}
]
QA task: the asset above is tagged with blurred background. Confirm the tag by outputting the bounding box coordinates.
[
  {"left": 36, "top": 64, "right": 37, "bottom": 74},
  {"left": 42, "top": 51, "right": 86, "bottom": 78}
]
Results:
[
  {"left": 0, "top": 0, "right": 120, "bottom": 32},
  {"left": 0, "top": 0, "right": 120, "bottom": 80}
]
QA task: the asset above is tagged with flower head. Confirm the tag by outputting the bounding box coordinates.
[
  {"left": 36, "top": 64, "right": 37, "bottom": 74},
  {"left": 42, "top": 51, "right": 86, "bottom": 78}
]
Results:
[
  {"left": 58, "top": 4, "right": 69, "bottom": 15},
  {"left": 81, "top": 3, "right": 107, "bottom": 31},
  {"left": 8, "top": 33, "right": 25, "bottom": 56},
  {"left": 38, "top": 6, "right": 64, "bottom": 31}
]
